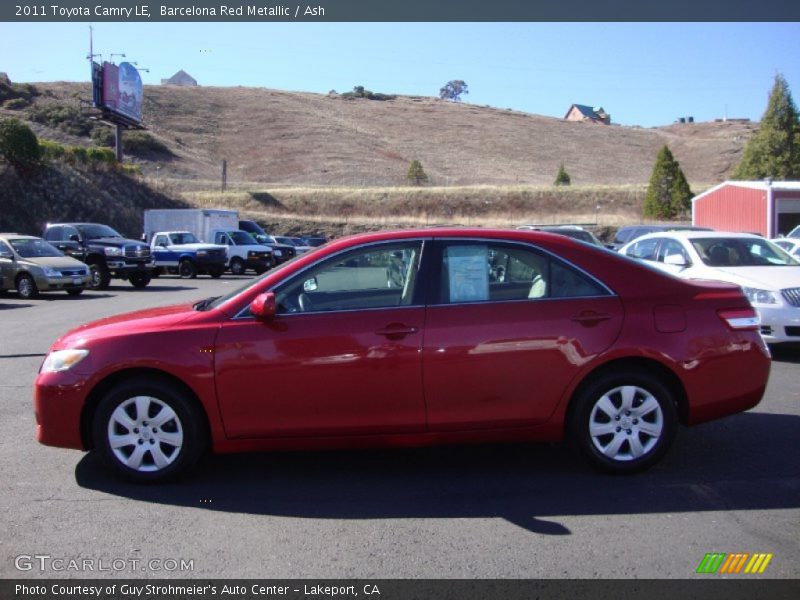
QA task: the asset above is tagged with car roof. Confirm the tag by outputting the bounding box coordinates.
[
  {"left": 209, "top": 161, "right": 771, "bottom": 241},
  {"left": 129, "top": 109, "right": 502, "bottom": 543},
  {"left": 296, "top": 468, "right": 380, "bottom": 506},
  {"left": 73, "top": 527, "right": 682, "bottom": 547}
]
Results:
[
  {"left": 0, "top": 233, "right": 39, "bottom": 240},
  {"left": 628, "top": 230, "right": 761, "bottom": 242}
]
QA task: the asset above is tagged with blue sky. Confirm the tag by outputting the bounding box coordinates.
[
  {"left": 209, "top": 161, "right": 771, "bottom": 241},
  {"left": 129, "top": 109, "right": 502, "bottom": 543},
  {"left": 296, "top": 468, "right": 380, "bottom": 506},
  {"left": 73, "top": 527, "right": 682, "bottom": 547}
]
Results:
[{"left": 1, "top": 22, "right": 798, "bottom": 127}]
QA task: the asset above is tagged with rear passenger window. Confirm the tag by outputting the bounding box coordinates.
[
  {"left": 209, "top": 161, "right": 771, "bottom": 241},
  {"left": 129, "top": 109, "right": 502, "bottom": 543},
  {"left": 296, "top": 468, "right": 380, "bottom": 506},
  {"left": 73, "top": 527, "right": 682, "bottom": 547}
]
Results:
[{"left": 439, "top": 242, "right": 608, "bottom": 304}]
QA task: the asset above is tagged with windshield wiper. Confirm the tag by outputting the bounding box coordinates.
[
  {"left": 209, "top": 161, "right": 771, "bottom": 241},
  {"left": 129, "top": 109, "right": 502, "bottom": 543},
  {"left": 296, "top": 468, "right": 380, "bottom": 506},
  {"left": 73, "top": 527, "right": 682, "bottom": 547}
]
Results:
[{"left": 193, "top": 296, "right": 220, "bottom": 311}]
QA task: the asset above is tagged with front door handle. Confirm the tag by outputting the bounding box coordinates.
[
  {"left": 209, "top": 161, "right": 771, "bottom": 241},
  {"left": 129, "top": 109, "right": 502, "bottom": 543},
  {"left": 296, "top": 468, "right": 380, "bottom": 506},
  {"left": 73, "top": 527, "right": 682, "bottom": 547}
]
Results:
[
  {"left": 375, "top": 324, "right": 419, "bottom": 340},
  {"left": 571, "top": 311, "right": 612, "bottom": 326}
]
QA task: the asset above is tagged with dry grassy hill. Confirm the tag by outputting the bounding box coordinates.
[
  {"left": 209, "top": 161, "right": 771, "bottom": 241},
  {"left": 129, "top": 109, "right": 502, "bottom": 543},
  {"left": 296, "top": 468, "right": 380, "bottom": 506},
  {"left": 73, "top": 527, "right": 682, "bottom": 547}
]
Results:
[
  {"left": 18, "top": 82, "right": 755, "bottom": 189},
  {"left": 1, "top": 80, "right": 758, "bottom": 237}
]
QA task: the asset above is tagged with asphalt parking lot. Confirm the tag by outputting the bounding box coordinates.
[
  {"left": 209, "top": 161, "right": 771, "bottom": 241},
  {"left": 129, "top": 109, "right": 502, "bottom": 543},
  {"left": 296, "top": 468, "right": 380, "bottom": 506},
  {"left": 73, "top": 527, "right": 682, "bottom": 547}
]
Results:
[{"left": 0, "top": 276, "right": 798, "bottom": 579}]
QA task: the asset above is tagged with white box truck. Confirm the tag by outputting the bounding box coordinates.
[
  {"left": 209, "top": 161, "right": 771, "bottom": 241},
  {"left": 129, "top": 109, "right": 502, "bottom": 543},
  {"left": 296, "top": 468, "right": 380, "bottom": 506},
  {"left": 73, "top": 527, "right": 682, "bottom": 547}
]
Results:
[{"left": 143, "top": 209, "right": 274, "bottom": 275}]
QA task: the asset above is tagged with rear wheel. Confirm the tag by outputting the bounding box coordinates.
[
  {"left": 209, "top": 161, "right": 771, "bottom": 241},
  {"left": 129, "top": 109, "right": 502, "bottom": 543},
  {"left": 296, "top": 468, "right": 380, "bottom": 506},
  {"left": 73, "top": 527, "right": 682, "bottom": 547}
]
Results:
[
  {"left": 92, "top": 378, "right": 207, "bottom": 483},
  {"left": 229, "top": 257, "right": 245, "bottom": 275},
  {"left": 570, "top": 370, "right": 677, "bottom": 474},
  {"left": 89, "top": 263, "right": 111, "bottom": 290},
  {"left": 178, "top": 259, "right": 197, "bottom": 279},
  {"left": 16, "top": 273, "right": 39, "bottom": 299}
]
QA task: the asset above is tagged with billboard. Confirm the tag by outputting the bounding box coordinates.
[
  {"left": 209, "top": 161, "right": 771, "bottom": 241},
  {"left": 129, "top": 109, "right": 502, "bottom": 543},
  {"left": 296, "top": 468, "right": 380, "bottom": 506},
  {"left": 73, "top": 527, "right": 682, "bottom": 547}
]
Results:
[{"left": 93, "top": 61, "right": 143, "bottom": 125}]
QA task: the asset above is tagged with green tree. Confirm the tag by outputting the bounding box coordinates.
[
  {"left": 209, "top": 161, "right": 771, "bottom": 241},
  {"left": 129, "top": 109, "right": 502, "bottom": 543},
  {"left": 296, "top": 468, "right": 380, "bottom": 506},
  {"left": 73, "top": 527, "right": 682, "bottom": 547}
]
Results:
[
  {"left": 643, "top": 145, "right": 693, "bottom": 219},
  {"left": 733, "top": 73, "right": 800, "bottom": 180},
  {"left": 439, "top": 80, "right": 468, "bottom": 102},
  {"left": 0, "top": 117, "right": 41, "bottom": 171},
  {"left": 407, "top": 159, "right": 428, "bottom": 185},
  {"left": 554, "top": 163, "right": 571, "bottom": 186}
]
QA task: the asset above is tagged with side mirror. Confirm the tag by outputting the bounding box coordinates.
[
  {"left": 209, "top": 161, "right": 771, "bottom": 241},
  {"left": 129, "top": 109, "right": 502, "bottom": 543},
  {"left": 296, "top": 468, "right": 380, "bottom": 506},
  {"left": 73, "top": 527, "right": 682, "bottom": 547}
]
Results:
[
  {"left": 663, "top": 254, "right": 688, "bottom": 267},
  {"left": 303, "top": 277, "right": 318, "bottom": 292},
  {"left": 250, "top": 292, "right": 276, "bottom": 321}
]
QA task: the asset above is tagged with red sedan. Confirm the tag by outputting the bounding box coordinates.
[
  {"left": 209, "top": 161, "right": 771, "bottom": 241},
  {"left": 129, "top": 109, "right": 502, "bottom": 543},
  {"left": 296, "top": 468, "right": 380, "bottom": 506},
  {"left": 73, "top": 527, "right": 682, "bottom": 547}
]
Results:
[{"left": 34, "top": 228, "right": 771, "bottom": 482}]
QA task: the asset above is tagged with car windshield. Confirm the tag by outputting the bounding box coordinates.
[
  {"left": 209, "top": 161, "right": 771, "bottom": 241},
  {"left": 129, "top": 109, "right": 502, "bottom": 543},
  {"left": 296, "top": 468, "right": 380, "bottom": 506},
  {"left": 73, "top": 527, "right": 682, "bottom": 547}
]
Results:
[
  {"left": 275, "top": 236, "right": 296, "bottom": 245},
  {"left": 169, "top": 232, "right": 199, "bottom": 244},
  {"left": 9, "top": 238, "right": 64, "bottom": 258},
  {"left": 691, "top": 237, "right": 799, "bottom": 267},
  {"left": 76, "top": 224, "right": 122, "bottom": 239},
  {"left": 229, "top": 231, "right": 258, "bottom": 245},
  {"left": 543, "top": 228, "right": 603, "bottom": 247}
]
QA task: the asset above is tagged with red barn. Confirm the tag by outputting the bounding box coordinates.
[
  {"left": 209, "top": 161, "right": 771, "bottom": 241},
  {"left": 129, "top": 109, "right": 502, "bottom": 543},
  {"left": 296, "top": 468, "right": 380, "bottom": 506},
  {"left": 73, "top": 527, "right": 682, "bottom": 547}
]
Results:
[{"left": 692, "top": 180, "right": 800, "bottom": 238}]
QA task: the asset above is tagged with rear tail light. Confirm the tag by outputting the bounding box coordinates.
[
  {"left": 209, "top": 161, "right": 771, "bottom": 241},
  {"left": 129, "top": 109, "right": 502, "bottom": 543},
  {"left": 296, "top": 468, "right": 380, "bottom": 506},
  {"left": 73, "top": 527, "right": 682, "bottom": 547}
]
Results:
[{"left": 717, "top": 308, "right": 760, "bottom": 331}]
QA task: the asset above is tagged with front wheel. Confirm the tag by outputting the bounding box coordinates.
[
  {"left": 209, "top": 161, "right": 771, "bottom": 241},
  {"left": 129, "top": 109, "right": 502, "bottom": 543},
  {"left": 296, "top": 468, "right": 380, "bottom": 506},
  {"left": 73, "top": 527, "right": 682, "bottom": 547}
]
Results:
[
  {"left": 570, "top": 370, "right": 677, "bottom": 474},
  {"left": 89, "top": 263, "right": 111, "bottom": 290},
  {"left": 178, "top": 259, "right": 197, "bottom": 279},
  {"left": 129, "top": 272, "right": 151, "bottom": 288},
  {"left": 229, "top": 257, "right": 245, "bottom": 275},
  {"left": 16, "top": 273, "right": 39, "bottom": 299},
  {"left": 92, "top": 378, "right": 207, "bottom": 483}
]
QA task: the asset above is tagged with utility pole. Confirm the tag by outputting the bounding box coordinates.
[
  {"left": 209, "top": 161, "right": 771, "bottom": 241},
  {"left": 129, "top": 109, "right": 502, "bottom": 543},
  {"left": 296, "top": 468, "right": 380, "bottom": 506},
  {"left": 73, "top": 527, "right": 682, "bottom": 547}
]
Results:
[{"left": 221, "top": 159, "right": 227, "bottom": 192}]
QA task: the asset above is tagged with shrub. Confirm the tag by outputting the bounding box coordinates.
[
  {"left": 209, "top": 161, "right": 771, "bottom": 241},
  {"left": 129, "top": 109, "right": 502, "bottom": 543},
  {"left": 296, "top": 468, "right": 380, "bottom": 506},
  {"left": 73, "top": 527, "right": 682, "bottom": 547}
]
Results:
[
  {"left": 122, "top": 131, "right": 170, "bottom": 155},
  {"left": 0, "top": 117, "right": 41, "bottom": 170},
  {"left": 407, "top": 159, "right": 428, "bottom": 185},
  {"left": 87, "top": 147, "right": 117, "bottom": 164},
  {"left": 554, "top": 163, "right": 571, "bottom": 186},
  {"left": 65, "top": 146, "right": 89, "bottom": 163},
  {"left": 39, "top": 139, "right": 66, "bottom": 159},
  {"left": 27, "top": 102, "right": 93, "bottom": 137},
  {"left": 3, "top": 98, "right": 29, "bottom": 110}
]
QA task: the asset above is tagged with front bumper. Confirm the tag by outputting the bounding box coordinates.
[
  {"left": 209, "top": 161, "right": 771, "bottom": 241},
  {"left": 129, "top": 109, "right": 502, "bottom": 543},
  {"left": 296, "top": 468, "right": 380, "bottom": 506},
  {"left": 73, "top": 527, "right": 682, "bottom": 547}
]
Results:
[
  {"left": 35, "top": 274, "right": 91, "bottom": 292},
  {"left": 756, "top": 304, "right": 800, "bottom": 343},
  {"left": 34, "top": 370, "right": 91, "bottom": 450},
  {"left": 107, "top": 259, "right": 155, "bottom": 276}
]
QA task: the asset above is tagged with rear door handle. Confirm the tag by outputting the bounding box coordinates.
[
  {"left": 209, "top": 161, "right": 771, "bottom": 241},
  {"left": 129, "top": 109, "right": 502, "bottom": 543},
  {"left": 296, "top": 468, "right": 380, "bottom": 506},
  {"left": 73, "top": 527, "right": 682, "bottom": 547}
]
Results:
[
  {"left": 375, "top": 324, "right": 419, "bottom": 340},
  {"left": 571, "top": 311, "right": 612, "bottom": 326}
]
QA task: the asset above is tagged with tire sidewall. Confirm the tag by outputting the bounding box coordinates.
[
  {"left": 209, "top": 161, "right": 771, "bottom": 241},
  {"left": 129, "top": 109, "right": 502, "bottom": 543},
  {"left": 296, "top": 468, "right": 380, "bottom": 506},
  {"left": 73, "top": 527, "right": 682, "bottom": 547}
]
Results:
[
  {"left": 229, "top": 258, "right": 244, "bottom": 275},
  {"left": 571, "top": 371, "right": 677, "bottom": 474},
  {"left": 178, "top": 260, "right": 197, "bottom": 279},
  {"left": 16, "top": 274, "right": 38, "bottom": 299},
  {"left": 92, "top": 379, "right": 206, "bottom": 483}
]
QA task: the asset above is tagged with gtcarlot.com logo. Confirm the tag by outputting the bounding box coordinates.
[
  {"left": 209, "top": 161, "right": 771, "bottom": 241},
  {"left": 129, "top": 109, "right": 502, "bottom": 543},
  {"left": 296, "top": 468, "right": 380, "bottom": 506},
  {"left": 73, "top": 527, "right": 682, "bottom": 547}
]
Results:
[
  {"left": 696, "top": 552, "right": 773, "bottom": 574},
  {"left": 14, "top": 554, "right": 194, "bottom": 573}
]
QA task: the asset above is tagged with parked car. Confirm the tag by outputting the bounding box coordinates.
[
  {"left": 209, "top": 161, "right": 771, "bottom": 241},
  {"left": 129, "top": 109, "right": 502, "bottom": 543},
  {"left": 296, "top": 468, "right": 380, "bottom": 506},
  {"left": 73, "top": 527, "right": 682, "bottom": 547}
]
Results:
[
  {"left": 611, "top": 225, "right": 712, "bottom": 251},
  {"left": 238, "top": 223, "right": 296, "bottom": 264},
  {"left": 43, "top": 223, "right": 154, "bottom": 290},
  {"left": 147, "top": 231, "right": 227, "bottom": 278},
  {"left": 0, "top": 234, "right": 91, "bottom": 298},
  {"left": 210, "top": 229, "right": 274, "bottom": 275},
  {"left": 517, "top": 225, "right": 605, "bottom": 247},
  {"left": 619, "top": 231, "right": 800, "bottom": 343},
  {"left": 772, "top": 237, "right": 800, "bottom": 258},
  {"left": 301, "top": 236, "right": 328, "bottom": 247},
  {"left": 35, "top": 228, "right": 770, "bottom": 482}
]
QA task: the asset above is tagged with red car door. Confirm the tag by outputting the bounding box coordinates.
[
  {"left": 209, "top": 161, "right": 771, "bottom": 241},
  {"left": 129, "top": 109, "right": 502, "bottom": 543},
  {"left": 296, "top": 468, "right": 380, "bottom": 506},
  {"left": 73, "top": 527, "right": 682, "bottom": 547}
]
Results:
[
  {"left": 214, "top": 241, "right": 428, "bottom": 438},
  {"left": 422, "top": 240, "right": 624, "bottom": 430}
]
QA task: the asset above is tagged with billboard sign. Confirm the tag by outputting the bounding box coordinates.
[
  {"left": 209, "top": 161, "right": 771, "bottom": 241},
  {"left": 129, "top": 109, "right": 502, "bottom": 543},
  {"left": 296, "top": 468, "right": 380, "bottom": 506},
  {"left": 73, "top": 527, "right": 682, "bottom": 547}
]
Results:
[{"left": 96, "top": 61, "right": 143, "bottom": 125}]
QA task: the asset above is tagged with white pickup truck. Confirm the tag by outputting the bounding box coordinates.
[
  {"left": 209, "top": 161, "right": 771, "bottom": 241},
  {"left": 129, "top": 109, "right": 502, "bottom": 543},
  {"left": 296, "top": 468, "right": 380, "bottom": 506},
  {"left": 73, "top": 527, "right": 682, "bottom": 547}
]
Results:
[
  {"left": 148, "top": 231, "right": 228, "bottom": 278},
  {"left": 209, "top": 229, "right": 274, "bottom": 275}
]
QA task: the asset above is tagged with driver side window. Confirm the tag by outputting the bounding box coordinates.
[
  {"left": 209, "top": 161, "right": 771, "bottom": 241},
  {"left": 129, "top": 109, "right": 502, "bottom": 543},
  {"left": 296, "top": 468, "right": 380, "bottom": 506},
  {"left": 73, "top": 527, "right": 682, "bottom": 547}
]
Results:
[{"left": 275, "top": 242, "right": 423, "bottom": 314}]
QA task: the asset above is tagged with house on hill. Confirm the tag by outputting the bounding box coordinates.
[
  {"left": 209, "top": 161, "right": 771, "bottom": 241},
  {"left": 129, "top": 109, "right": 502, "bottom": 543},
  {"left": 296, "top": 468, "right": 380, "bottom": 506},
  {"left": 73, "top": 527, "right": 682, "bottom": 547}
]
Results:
[
  {"left": 564, "top": 104, "right": 611, "bottom": 125},
  {"left": 161, "top": 70, "right": 198, "bottom": 86}
]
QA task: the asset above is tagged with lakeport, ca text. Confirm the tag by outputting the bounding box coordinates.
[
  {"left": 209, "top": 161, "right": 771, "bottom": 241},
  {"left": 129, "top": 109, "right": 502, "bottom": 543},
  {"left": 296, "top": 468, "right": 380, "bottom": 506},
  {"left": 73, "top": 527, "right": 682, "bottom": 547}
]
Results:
[
  {"left": 15, "top": 584, "right": 379, "bottom": 597},
  {"left": 14, "top": 5, "right": 326, "bottom": 19}
]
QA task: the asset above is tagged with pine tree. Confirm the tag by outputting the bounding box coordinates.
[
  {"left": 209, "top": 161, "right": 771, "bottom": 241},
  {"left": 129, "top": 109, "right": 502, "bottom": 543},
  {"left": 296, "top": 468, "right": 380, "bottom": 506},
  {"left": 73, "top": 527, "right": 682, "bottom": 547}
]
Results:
[
  {"left": 554, "top": 163, "right": 571, "bottom": 186},
  {"left": 733, "top": 73, "right": 800, "bottom": 180},
  {"left": 407, "top": 159, "right": 428, "bottom": 185},
  {"left": 644, "top": 145, "right": 693, "bottom": 219}
]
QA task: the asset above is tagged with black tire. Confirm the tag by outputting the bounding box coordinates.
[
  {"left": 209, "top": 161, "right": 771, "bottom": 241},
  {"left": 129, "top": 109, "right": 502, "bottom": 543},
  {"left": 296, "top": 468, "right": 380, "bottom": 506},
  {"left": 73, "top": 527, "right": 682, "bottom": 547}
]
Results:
[
  {"left": 88, "top": 263, "right": 111, "bottom": 290},
  {"left": 92, "top": 377, "right": 208, "bottom": 483},
  {"left": 178, "top": 259, "right": 197, "bottom": 279},
  {"left": 207, "top": 266, "right": 224, "bottom": 278},
  {"left": 129, "top": 272, "right": 151, "bottom": 288},
  {"left": 16, "top": 273, "right": 39, "bottom": 299},
  {"left": 570, "top": 370, "right": 677, "bottom": 474},
  {"left": 229, "top": 257, "right": 245, "bottom": 275},
  {"left": 66, "top": 288, "right": 84, "bottom": 296}
]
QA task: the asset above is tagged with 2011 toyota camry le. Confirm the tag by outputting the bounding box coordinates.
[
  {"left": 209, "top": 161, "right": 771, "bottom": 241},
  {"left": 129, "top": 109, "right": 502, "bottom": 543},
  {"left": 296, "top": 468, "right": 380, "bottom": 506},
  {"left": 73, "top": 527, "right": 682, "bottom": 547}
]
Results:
[{"left": 34, "top": 228, "right": 771, "bottom": 482}]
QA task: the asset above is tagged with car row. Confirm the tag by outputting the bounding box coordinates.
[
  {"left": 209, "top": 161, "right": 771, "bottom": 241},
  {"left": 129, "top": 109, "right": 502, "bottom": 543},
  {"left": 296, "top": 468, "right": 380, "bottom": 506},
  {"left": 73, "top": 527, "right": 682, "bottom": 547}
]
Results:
[{"left": 35, "top": 227, "right": 770, "bottom": 482}]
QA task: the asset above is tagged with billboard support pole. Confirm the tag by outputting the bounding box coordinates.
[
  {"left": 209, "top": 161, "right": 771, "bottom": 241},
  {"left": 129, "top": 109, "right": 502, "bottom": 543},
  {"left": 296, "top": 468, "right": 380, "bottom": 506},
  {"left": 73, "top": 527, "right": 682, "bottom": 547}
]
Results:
[{"left": 115, "top": 123, "right": 123, "bottom": 162}]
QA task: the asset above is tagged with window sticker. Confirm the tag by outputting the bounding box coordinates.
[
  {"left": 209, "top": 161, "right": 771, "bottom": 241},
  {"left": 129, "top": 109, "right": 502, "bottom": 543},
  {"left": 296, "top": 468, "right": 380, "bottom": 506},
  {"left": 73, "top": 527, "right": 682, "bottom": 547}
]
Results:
[{"left": 446, "top": 245, "right": 489, "bottom": 303}]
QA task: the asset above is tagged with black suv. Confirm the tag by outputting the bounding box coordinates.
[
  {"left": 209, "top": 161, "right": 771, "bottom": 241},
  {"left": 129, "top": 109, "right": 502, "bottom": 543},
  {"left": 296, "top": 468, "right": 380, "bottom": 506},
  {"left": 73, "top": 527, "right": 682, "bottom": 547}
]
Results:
[{"left": 43, "top": 223, "right": 154, "bottom": 290}]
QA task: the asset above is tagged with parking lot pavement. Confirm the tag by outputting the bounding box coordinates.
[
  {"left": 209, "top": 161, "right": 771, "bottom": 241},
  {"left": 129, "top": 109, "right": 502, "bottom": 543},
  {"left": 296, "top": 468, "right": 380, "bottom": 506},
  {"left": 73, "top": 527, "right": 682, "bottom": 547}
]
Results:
[{"left": 1, "top": 277, "right": 799, "bottom": 579}]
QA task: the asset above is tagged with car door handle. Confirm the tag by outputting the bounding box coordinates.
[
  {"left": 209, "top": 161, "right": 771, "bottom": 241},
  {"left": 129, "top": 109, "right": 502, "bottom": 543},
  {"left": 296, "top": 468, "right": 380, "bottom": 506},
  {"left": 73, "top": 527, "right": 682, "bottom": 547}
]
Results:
[
  {"left": 571, "top": 311, "right": 612, "bottom": 326},
  {"left": 375, "top": 324, "right": 419, "bottom": 339}
]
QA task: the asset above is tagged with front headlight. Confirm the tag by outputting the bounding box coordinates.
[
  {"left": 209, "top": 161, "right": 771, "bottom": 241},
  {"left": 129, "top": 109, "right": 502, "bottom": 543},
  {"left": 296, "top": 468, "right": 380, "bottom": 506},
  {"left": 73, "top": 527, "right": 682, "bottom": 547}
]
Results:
[
  {"left": 104, "top": 247, "right": 122, "bottom": 256},
  {"left": 742, "top": 287, "right": 779, "bottom": 305},
  {"left": 43, "top": 267, "right": 61, "bottom": 277},
  {"left": 41, "top": 349, "right": 89, "bottom": 373}
]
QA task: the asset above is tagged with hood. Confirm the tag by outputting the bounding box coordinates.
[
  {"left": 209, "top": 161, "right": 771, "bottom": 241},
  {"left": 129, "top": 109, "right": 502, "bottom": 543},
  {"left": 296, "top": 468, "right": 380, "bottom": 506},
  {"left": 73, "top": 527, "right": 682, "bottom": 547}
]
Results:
[
  {"left": 22, "top": 256, "right": 87, "bottom": 270},
  {"left": 89, "top": 237, "right": 147, "bottom": 248},
  {"left": 52, "top": 302, "right": 199, "bottom": 350},
  {"left": 710, "top": 266, "right": 800, "bottom": 291}
]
